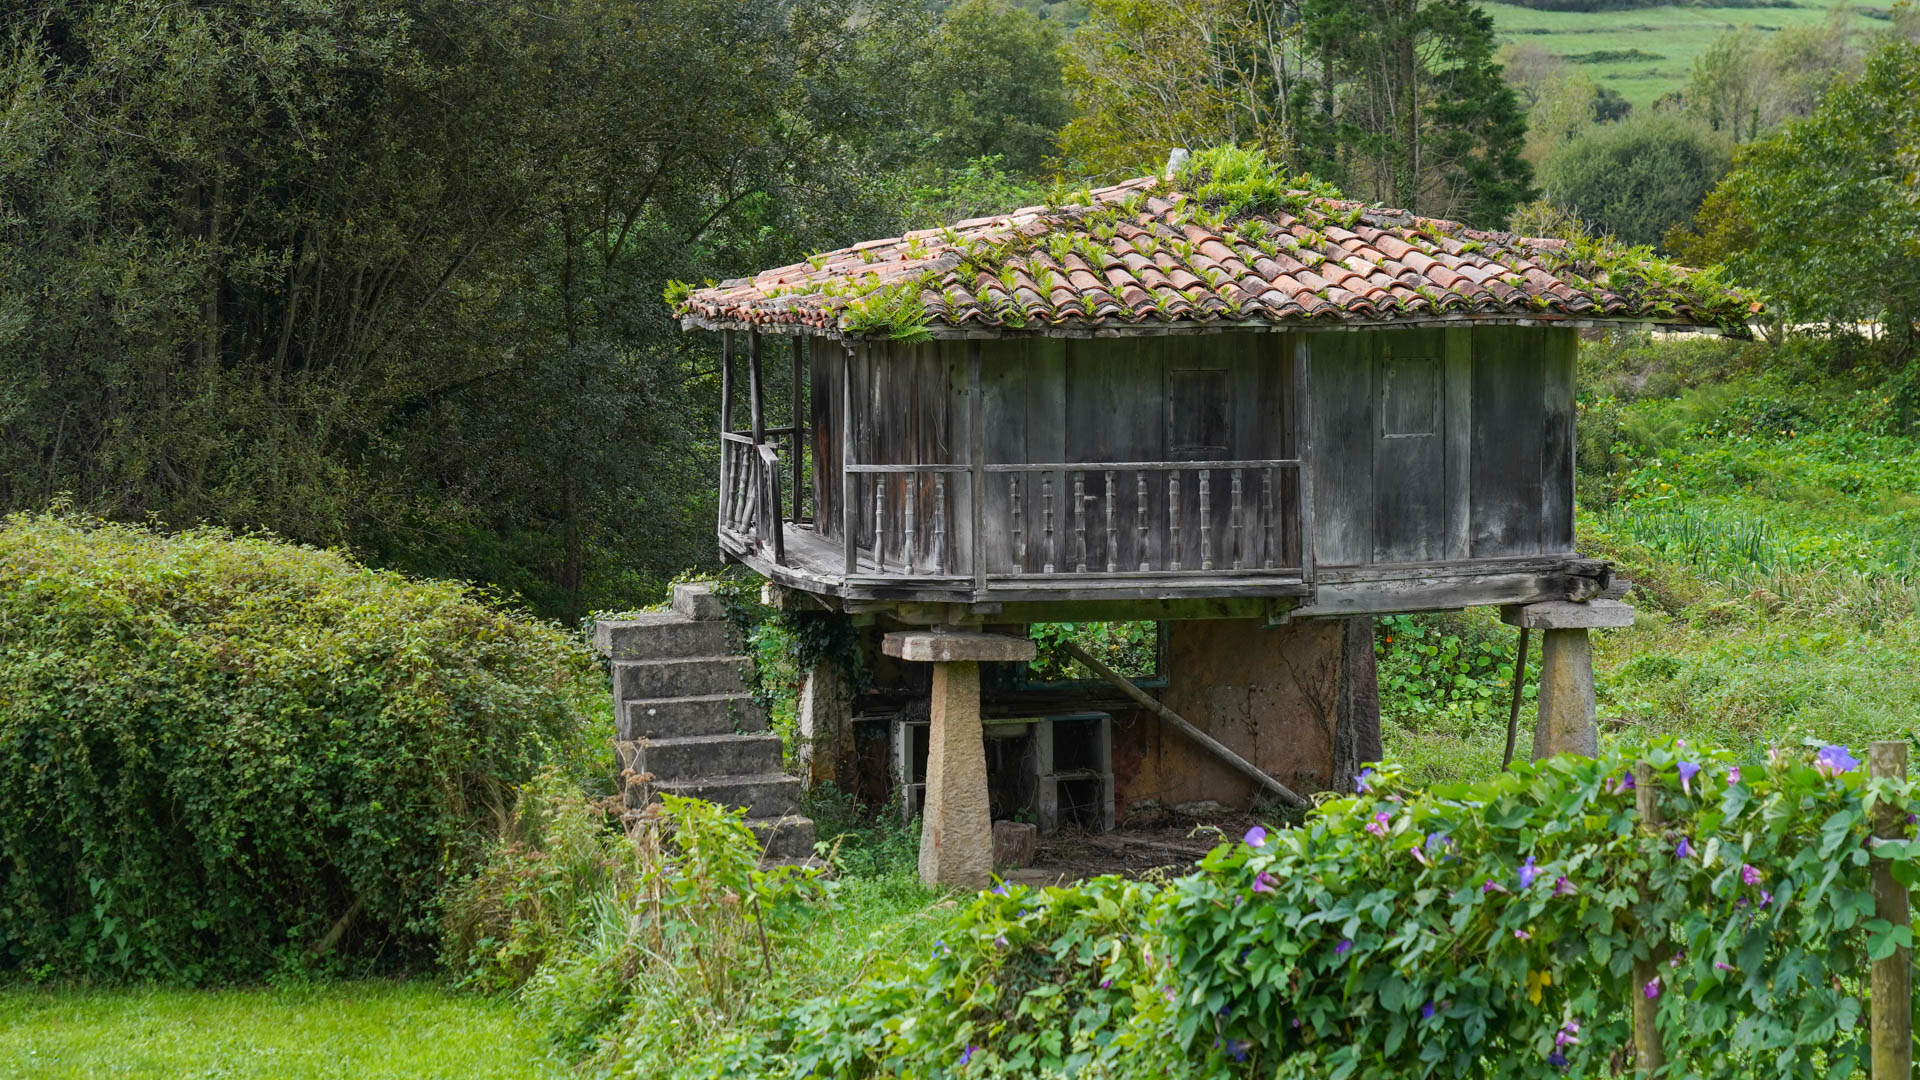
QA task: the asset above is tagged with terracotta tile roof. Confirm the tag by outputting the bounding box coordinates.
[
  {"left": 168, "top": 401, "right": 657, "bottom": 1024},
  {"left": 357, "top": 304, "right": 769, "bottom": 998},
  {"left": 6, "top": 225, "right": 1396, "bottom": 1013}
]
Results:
[{"left": 679, "top": 175, "right": 1747, "bottom": 338}]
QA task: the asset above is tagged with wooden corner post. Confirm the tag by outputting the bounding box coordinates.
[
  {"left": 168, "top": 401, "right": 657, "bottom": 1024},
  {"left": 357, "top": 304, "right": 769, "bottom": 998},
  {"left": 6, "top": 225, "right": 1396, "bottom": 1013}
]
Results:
[
  {"left": 1633, "top": 759, "right": 1668, "bottom": 1078},
  {"left": 1870, "top": 740, "right": 1912, "bottom": 1080}
]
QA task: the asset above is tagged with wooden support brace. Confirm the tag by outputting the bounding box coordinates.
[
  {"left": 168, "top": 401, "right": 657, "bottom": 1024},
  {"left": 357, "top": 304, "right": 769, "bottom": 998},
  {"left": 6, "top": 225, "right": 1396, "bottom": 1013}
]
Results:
[{"left": 1633, "top": 759, "right": 1668, "bottom": 1078}]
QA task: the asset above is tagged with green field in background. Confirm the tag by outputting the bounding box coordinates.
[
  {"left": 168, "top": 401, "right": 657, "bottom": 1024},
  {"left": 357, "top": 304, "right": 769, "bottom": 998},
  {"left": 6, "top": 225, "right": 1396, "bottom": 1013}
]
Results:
[{"left": 1485, "top": 1, "right": 1897, "bottom": 108}]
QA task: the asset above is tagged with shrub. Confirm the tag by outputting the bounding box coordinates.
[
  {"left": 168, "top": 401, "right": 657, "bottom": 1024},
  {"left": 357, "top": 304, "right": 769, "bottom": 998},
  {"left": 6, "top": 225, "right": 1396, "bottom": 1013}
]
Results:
[
  {"left": 1540, "top": 112, "right": 1733, "bottom": 249},
  {"left": 0, "top": 513, "right": 599, "bottom": 981},
  {"left": 767, "top": 738, "right": 1919, "bottom": 1078}
]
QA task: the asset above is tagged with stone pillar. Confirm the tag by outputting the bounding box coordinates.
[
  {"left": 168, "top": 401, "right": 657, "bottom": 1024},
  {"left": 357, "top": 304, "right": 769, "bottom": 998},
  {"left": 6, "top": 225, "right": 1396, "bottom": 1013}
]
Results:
[
  {"left": 882, "top": 630, "right": 1037, "bottom": 889},
  {"left": 1501, "top": 600, "right": 1635, "bottom": 761},
  {"left": 796, "top": 658, "right": 854, "bottom": 792}
]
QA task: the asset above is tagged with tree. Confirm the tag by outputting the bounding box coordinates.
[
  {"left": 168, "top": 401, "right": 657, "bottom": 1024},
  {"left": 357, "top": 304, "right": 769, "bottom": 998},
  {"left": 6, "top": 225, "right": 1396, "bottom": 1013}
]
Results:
[
  {"left": 910, "top": 0, "right": 1070, "bottom": 175},
  {"left": 1539, "top": 111, "right": 1731, "bottom": 248},
  {"left": 1704, "top": 40, "right": 1920, "bottom": 351},
  {"left": 0, "top": 0, "right": 931, "bottom": 618},
  {"left": 1058, "top": 0, "right": 1533, "bottom": 225}
]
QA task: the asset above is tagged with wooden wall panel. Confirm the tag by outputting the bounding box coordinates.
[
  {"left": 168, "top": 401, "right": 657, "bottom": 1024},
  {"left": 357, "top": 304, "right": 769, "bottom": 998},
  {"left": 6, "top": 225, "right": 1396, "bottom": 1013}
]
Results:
[
  {"left": 1310, "top": 334, "right": 1376, "bottom": 567},
  {"left": 1372, "top": 329, "right": 1448, "bottom": 564},
  {"left": 1469, "top": 326, "right": 1547, "bottom": 557},
  {"left": 1540, "top": 328, "right": 1577, "bottom": 554}
]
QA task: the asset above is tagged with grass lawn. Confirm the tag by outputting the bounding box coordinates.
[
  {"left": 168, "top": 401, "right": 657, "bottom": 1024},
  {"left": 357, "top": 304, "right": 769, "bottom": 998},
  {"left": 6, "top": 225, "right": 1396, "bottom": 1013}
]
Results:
[
  {"left": 0, "top": 981, "right": 563, "bottom": 1079},
  {"left": 1485, "top": 0, "right": 1898, "bottom": 108}
]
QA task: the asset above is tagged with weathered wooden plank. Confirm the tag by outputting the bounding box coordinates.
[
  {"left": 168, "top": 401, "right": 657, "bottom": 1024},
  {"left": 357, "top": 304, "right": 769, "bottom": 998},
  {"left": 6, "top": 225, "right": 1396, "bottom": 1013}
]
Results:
[
  {"left": 1540, "top": 327, "right": 1577, "bottom": 554},
  {"left": 1444, "top": 328, "right": 1473, "bottom": 560},
  {"left": 1373, "top": 329, "right": 1447, "bottom": 563},
  {"left": 719, "top": 330, "right": 735, "bottom": 544},
  {"left": 1470, "top": 326, "right": 1546, "bottom": 557},
  {"left": 1309, "top": 332, "right": 1374, "bottom": 567},
  {"left": 791, "top": 336, "right": 806, "bottom": 523},
  {"left": 812, "top": 335, "right": 837, "bottom": 540}
]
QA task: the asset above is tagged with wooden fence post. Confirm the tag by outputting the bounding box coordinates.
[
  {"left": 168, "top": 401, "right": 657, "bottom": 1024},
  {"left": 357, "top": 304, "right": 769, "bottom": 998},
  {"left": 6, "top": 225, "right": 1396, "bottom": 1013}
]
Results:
[
  {"left": 1633, "top": 759, "right": 1668, "bottom": 1078},
  {"left": 1869, "top": 741, "right": 1912, "bottom": 1080}
]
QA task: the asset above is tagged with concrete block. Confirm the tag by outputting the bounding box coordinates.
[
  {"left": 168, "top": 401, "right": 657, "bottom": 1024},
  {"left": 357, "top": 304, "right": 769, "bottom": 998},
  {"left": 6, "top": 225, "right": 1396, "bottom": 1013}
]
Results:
[
  {"left": 651, "top": 772, "right": 803, "bottom": 818},
  {"left": 619, "top": 693, "right": 764, "bottom": 740},
  {"left": 748, "top": 816, "right": 818, "bottom": 860},
  {"left": 1502, "top": 599, "right": 1635, "bottom": 630},
  {"left": 797, "top": 659, "right": 855, "bottom": 791},
  {"left": 672, "top": 583, "right": 727, "bottom": 621},
  {"left": 595, "top": 613, "right": 734, "bottom": 660},
  {"left": 883, "top": 631, "right": 1037, "bottom": 664},
  {"left": 613, "top": 655, "right": 750, "bottom": 700},
  {"left": 616, "top": 733, "right": 784, "bottom": 782}
]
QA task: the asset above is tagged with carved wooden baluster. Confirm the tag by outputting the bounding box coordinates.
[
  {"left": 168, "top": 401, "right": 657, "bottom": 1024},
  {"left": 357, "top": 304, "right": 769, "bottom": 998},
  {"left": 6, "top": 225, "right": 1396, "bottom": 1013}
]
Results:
[
  {"left": 1104, "top": 470, "right": 1118, "bottom": 573},
  {"left": 904, "top": 473, "right": 918, "bottom": 574},
  {"left": 1199, "top": 469, "right": 1213, "bottom": 571},
  {"left": 932, "top": 474, "right": 947, "bottom": 574},
  {"left": 1010, "top": 475, "right": 1026, "bottom": 570},
  {"left": 1169, "top": 473, "right": 1182, "bottom": 571},
  {"left": 1261, "top": 470, "right": 1276, "bottom": 569},
  {"left": 1135, "top": 471, "right": 1149, "bottom": 572},
  {"left": 1042, "top": 473, "right": 1056, "bottom": 574},
  {"left": 1073, "top": 472, "right": 1088, "bottom": 573},
  {"left": 1231, "top": 469, "right": 1245, "bottom": 570},
  {"left": 873, "top": 479, "right": 886, "bottom": 573}
]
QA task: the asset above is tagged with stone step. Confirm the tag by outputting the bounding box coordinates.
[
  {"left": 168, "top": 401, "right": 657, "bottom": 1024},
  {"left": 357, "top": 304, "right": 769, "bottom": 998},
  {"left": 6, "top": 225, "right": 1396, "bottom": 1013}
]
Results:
[
  {"left": 613, "top": 655, "right": 750, "bottom": 700},
  {"left": 616, "top": 733, "right": 784, "bottom": 782},
  {"left": 595, "top": 612, "right": 735, "bottom": 660},
  {"left": 750, "top": 816, "right": 818, "bottom": 861},
  {"left": 646, "top": 772, "right": 803, "bottom": 819},
  {"left": 618, "top": 693, "right": 766, "bottom": 740},
  {"left": 672, "top": 583, "right": 726, "bottom": 621}
]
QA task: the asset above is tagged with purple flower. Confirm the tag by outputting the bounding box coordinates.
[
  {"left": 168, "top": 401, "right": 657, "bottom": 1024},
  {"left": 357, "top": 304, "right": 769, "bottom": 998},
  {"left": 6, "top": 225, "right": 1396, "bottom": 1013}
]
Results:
[
  {"left": 1252, "top": 872, "right": 1277, "bottom": 895},
  {"left": 1727, "top": 767, "right": 1742, "bottom": 784},
  {"left": 1518, "top": 856, "right": 1540, "bottom": 889},
  {"left": 995, "top": 934, "right": 1009, "bottom": 949},
  {"left": 1643, "top": 976, "right": 1661, "bottom": 1000},
  {"left": 1355, "top": 768, "right": 1376, "bottom": 793},
  {"left": 1669, "top": 950, "right": 1685, "bottom": 968},
  {"left": 1514, "top": 929, "right": 1532, "bottom": 941},
  {"left": 1548, "top": 1051, "right": 1569, "bottom": 1069},
  {"left": 1553, "top": 876, "right": 1577, "bottom": 897},
  {"left": 933, "top": 940, "right": 948, "bottom": 958},
  {"left": 1421, "top": 1001, "right": 1436, "bottom": 1020},
  {"left": 1759, "top": 889, "right": 1773, "bottom": 907},
  {"left": 1334, "top": 939, "right": 1353, "bottom": 956},
  {"left": 1675, "top": 837, "right": 1693, "bottom": 859},
  {"left": 1162, "top": 985, "right": 1176, "bottom": 1003},
  {"left": 1483, "top": 879, "right": 1508, "bottom": 894},
  {"left": 1365, "top": 810, "right": 1391, "bottom": 837},
  {"left": 959, "top": 1045, "right": 978, "bottom": 1066},
  {"left": 1223, "top": 1038, "right": 1250, "bottom": 1062},
  {"left": 1677, "top": 760, "right": 1700, "bottom": 795},
  {"left": 1816, "top": 745, "right": 1860, "bottom": 776},
  {"left": 1243, "top": 825, "right": 1268, "bottom": 848},
  {"left": 1611, "top": 771, "right": 1637, "bottom": 794},
  {"left": 1100, "top": 978, "right": 1112, "bottom": 989},
  {"left": 1740, "top": 864, "right": 1762, "bottom": 887},
  {"left": 991, "top": 882, "right": 1008, "bottom": 896},
  {"left": 1714, "top": 962, "right": 1735, "bottom": 973},
  {"left": 1555, "top": 1019, "right": 1580, "bottom": 1048}
]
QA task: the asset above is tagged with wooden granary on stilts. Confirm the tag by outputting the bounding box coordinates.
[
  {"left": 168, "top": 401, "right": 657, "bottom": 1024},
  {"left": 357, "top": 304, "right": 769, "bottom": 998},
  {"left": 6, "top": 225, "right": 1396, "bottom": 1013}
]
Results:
[{"left": 662, "top": 153, "right": 1743, "bottom": 886}]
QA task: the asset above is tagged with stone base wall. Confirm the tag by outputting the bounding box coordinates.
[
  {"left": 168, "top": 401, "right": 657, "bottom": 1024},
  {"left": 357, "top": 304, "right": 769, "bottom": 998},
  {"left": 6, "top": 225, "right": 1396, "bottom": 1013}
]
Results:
[{"left": 1112, "top": 617, "right": 1379, "bottom": 812}]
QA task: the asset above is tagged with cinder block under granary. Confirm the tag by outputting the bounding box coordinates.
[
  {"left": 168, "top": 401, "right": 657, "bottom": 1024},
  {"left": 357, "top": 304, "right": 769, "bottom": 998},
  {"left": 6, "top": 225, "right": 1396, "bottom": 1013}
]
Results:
[{"left": 666, "top": 153, "right": 1741, "bottom": 886}]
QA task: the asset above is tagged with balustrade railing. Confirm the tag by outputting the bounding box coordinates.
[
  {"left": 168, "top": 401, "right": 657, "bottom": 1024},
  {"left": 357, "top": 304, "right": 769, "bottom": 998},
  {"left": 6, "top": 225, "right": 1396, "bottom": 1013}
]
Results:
[{"left": 831, "top": 458, "right": 1307, "bottom": 583}]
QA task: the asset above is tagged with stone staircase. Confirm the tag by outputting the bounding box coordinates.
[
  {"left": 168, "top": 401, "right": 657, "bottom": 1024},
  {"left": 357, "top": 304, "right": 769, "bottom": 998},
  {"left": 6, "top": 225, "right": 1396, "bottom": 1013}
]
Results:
[{"left": 594, "top": 585, "right": 815, "bottom": 861}]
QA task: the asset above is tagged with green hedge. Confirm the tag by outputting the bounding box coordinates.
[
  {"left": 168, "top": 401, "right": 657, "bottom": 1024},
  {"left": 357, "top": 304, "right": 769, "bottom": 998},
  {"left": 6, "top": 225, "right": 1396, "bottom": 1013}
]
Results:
[
  {"left": 753, "top": 738, "right": 1919, "bottom": 1078},
  {"left": 0, "top": 514, "right": 599, "bottom": 981}
]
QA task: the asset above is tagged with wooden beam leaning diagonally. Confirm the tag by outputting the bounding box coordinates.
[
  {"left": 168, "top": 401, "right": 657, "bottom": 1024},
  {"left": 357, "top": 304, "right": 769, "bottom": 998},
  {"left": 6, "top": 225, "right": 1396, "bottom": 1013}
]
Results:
[{"left": 1056, "top": 639, "right": 1309, "bottom": 809}]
